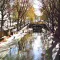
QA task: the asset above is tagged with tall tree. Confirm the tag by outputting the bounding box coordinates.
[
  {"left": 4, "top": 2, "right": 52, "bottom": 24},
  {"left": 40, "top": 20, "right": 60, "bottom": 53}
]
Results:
[
  {"left": 42, "top": 1, "right": 60, "bottom": 60},
  {"left": 42, "top": 0, "right": 60, "bottom": 36},
  {"left": 26, "top": 6, "right": 35, "bottom": 23},
  {"left": 12, "top": 0, "right": 30, "bottom": 31},
  {"left": 0, "top": 0, "right": 10, "bottom": 37}
]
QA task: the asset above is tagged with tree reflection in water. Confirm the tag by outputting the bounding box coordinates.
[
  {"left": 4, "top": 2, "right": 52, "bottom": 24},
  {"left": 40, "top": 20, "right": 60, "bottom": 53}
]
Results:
[{"left": 1, "top": 33, "right": 45, "bottom": 60}]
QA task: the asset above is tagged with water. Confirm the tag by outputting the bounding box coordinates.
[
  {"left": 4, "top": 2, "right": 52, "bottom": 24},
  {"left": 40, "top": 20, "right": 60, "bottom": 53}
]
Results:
[
  {"left": 0, "top": 33, "right": 45, "bottom": 60},
  {"left": 32, "top": 34, "right": 43, "bottom": 60}
]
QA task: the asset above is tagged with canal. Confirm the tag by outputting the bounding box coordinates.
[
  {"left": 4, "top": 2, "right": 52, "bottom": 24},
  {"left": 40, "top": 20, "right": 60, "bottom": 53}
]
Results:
[{"left": 0, "top": 33, "right": 45, "bottom": 60}]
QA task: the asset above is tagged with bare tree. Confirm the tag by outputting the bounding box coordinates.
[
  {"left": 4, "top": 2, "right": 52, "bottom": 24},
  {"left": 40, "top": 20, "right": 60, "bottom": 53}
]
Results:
[
  {"left": 42, "top": 0, "right": 60, "bottom": 60},
  {"left": 0, "top": 0, "right": 10, "bottom": 37},
  {"left": 42, "top": 0, "right": 60, "bottom": 36},
  {"left": 12, "top": 0, "right": 30, "bottom": 31}
]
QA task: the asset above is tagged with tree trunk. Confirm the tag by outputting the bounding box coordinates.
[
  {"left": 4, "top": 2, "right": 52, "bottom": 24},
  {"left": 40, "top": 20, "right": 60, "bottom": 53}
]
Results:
[
  {"left": 1, "top": 10, "right": 3, "bottom": 36},
  {"left": 58, "top": 14, "right": 60, "bottom": 37},
  {"left": 51, "top": 13, "right": 54, "bottom": 33},
  {"left": 17, "top": 19, "right": 19, "bottom": 31}
]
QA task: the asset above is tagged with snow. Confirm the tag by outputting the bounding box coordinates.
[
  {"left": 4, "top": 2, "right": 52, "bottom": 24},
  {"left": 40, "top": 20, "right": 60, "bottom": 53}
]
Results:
[{"left": 0, "top": 26, "right": 32, "bottom": 48}]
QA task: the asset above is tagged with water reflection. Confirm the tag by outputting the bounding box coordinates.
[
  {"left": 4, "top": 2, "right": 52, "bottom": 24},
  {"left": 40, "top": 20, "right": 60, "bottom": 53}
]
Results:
[
  {"left": 32, "top": 33, "right": 43, "bottom": 60},
  {"left": 0, "top": 33, "right": 45, "bottom": 60},
  {"left": 4, "top": 46, "right": 18, "bottom": 60},
  {"left": 9, "top": 46, "right": 18, "bottom": 56}
]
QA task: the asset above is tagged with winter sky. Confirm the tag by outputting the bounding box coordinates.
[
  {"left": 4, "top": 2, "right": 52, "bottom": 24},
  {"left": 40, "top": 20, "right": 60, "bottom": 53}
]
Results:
[{"left": 32, "top": 0, "right": 43, "bottom": 16}]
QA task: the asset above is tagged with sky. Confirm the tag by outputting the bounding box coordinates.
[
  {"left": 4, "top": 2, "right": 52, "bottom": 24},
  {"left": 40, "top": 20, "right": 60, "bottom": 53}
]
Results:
[{"left": 32, "top": 0, "right": 43, "bottom": 16}]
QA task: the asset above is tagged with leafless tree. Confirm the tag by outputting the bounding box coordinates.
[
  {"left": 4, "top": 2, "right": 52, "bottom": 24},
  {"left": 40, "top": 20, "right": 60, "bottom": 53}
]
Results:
[
  {"left": 42, "top": 0, "right": 60, "bottom": 37},
  {"left": 0, "top": 0, "right": 10, "bottom": 37}
]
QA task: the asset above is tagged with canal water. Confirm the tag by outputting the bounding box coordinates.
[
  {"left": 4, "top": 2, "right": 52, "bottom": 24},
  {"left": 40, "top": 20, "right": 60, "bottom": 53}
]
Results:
[{"left": 0, "top": 33, "right": 45, "bottom": 60}]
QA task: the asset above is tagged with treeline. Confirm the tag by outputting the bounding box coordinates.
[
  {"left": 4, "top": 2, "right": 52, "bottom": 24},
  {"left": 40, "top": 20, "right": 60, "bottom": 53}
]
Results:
[{"left": 41, "top": 0, "right": 60, "bottom": 40}]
